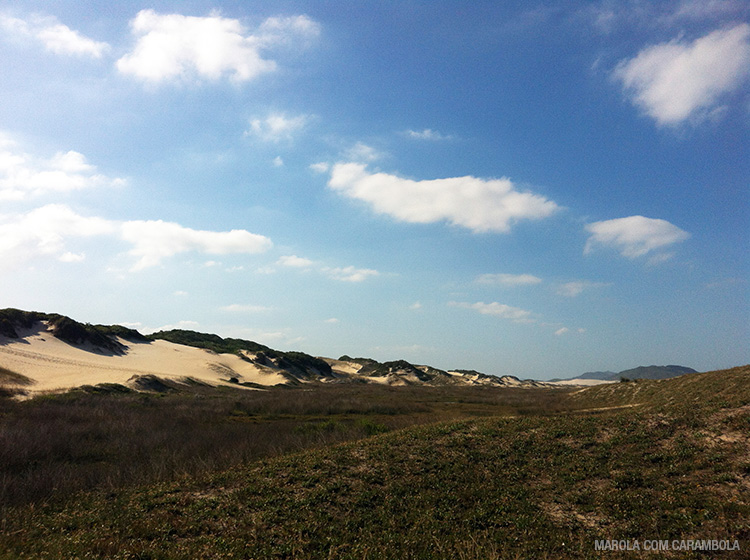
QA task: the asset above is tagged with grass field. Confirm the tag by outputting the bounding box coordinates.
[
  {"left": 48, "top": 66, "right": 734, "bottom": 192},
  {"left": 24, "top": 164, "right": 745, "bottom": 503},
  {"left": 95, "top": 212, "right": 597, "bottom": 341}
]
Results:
[{"left": 0, "top": 366, "right": 748, "bottom": 559}]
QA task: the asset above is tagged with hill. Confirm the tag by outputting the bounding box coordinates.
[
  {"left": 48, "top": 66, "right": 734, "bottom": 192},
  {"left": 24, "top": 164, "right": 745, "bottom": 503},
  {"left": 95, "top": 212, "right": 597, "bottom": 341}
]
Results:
[{"left": 551, "top": 365, "right": 698, "bottom": 383}]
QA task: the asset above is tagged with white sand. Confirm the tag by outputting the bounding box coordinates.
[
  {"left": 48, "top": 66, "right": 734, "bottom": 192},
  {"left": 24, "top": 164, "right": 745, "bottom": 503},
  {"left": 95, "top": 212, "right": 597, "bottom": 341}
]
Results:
[
  {"left": 548, "top": 379, "right": 617, "bottom": 386},
  {"left": 0, "top": 323, "right": 287, "bottom": 394},
  {"left": 324, "top": 358, "right": 364, "bottom": 376}
]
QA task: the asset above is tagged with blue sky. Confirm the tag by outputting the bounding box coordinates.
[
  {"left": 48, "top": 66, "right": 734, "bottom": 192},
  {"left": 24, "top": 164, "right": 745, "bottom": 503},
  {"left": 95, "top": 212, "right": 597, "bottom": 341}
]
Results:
[{"left": 0, "top": 1, "right": 747, "bottom": 379}]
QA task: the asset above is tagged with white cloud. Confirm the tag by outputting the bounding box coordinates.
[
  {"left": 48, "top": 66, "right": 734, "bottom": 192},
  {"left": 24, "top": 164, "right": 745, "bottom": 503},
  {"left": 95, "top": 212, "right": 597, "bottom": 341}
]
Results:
[
  {"left": 258, "top": 15, "right": 321, "bottom": 47},
  {"left": 477, "top": 273, "right": 542, "bottom": 286},
  {"left": 324, "top": 317, "right": 340, "bottom": 324},
  {"left": 322, "top": 266, "right": 380, "bottom": 283},
  {"left": 117, "top": 10, "right": 319, "bottom": 83},
  {"left": 613, "top": 24, "right": 750, "bottom": 125},
  {"left": 0, "top": 134, "right": 125, "bottom": 200},
  {"left": 120, "top": 220, "right": 273, "bottom": 271},
  {"left": 404, "top": 129, "right": 453, "bottom": 141},
  {"left": 450, "top": 301, "right": 535, "bottom": 323},
  {"left": 555, "top": 280, "right": 610, "bottom": 297},
  {"left": 646, "top": 252, "right": 677, "bottom": 266},
  {"left": 220, "top": 304, "right": 273, "bottom": 313},
  {"left": 328, "top": 163, "right": 558, "bottom": 233},
  {"left": 345, "top": 143, "right": 383, "bottom": 163},
  {"left": 671, "top": 0, "right": 747, "bottom": 21},
  {"left": 273, "top": 253, "right": 379, "bottom": 282},
  {"left": 0, "top": 204, "right": 273, "bottom": 272},
  {"left": 247, "top": 113, "right": 310, "bottom": 142},
  {"left": 409, "top": 301, "right": 423, "bottom": 310},
  {"left": 272, "top": 156, "right": 284, "bottom": 167},
  {"left": 0, "top": 13, "right": 109, "bottom": 57},
  {"left": 309, "top": 162, "right": 330, "bottom": 173},
  {"left": 277, "top": 254, "right": 315, "bottom": 268},
  {"left": 554, "top": 327, "right": 570, "bottom": 336},
  {"left": 584, "top": 215, "right": 689, "bottom": 258},
  {"left": 0, "top": 204, "right": 115, "bottom": 267},
  {"left": 145, "top": 320, "right": 200, "bottom": 334},
  {"left": 58, "top": 251, "right": 85, "bottom": 263}
]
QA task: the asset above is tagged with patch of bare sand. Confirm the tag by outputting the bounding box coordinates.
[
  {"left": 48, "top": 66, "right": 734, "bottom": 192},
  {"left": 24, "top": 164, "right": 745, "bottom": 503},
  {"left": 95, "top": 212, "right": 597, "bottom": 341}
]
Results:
[{"left": 0, "top": 324, "right": 287, "bottom": 394}]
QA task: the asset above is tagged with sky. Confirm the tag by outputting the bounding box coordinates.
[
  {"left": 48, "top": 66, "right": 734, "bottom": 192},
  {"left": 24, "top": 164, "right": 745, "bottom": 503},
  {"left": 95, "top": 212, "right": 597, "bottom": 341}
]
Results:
[{"left": 0, "top": 0, "right": 748, "bottom": 380}]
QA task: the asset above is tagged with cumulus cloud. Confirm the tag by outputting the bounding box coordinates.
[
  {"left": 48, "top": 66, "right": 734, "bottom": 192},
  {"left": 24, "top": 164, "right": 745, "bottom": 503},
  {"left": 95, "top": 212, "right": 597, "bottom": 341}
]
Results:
[
  {"left": 613, "top": 24, "right": 750, "bottom": 125},
  {"left": 450, "top": 301, "right": 535, "bottom": 323},
  {"left": 0, "top": 204, "right": 115, "bottom": 267},
  {"left": 0, "top": 13, "right": 109, "bottom": 57},
  {"left": 0, "top": 205, "right": 272, "bottom": 271},
  {"left": 555, "top": 280, "right": 610, "bottom": 297},
  {"left": 554, "top": 327, "right": 570, "bottom": 336},
  {"left": 247, "top": 113, "right": 310, "bottom": 142},
  {"left": 0, "top": 134, "right": 125, "bottom": 200},
  {"left": 584, "top": 215, "right": 689, "bottom": 258},
  {"left": 476, "top": 273, "right": 542, "bottom": 286},
  {"left": 328, "top": 163, "right": 558, "bottom": 233},
  {"left": 117, "top": 10, "right": 319, "bottom": 83},
  {"left": 120, "top": 220, "right": 273, "bottom": 271}
]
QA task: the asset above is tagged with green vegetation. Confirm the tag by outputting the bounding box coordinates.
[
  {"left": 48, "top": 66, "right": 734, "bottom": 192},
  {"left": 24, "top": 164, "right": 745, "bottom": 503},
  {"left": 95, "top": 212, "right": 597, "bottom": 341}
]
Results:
[
  {"left": 149, "top": 329, "right": 333, "bottom": 379},
  {"left": 0, "top": 308, "right": 147, "bottom": 352},
  {"left": 147, "top": 329, "right": 271, "bottom": 354},
  {"left": 0, "top": 366, "right": 747, "bottom": 558}
]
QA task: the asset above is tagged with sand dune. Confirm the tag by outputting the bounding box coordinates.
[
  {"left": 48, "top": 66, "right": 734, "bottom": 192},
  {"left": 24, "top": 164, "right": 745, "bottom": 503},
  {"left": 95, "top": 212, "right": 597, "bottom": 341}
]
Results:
[{"left": 0, "top": 323, "right": 287, "bottom": 394}]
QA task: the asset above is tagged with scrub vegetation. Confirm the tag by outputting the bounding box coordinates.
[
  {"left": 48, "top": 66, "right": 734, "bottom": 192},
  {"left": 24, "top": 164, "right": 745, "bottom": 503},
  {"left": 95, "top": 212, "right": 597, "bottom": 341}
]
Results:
[{"left": 0, "top": 366, "right": 748, "bottom": 559}]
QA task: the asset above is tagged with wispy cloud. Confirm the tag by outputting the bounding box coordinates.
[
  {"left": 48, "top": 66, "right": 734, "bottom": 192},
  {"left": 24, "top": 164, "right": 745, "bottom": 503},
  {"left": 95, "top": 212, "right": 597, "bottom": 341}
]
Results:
[
  {"left": 476, "top": 273, "right": 542, "bottom": 286},
  {"left": 345, "top": 142, "right": 383, "bottom": 163},
  {"left": 555, "top": 280, "right": 611, "bottom": 297},
  {"left": 220, "top": 304, "right": 273, "bottom": 313},
  {"left": 0, "top": 133, "right": 125, "bottom": 200},
  {"left": 450, "top": 301, "right": 535, "bottom": 323},
  {"left": 0, "top": 13, "right": 109, "bottom": 57},
  {"left": 403, "top": 128, "right": 453, "bottom": 141},
  {"left": 246, "top": 113, "right": 311, "bottom": 142},
  {"left": 613, "top": 24, "right": 750, "bottom": 125},
  {"left": 277, "top": 254, "right": 315, "bottom": 268},
  {"left": 328, "top": 163, "right": 558, "bottom": 233},
  {"left": 322, "top": 266, "right": 380, "bottom": 283},
  {"left": 584, "top": 215, "right": 689, "bottom": 259},
  {"left": 117, "top": 10, "right": 319, "bottom": 83},
  {"left": 309, "top": 162, "right": 330, "bottom": 173},
  {"left": 268, "top": 254, "right": 380, "bottom": 282}
]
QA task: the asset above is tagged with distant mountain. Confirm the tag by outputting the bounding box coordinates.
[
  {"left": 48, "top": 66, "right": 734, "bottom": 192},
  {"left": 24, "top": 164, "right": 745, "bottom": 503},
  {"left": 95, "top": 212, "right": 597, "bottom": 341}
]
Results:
[
  {"left": 551, "top": 365, "right": 698, "bottom": 383},
  {"left": 617, "top": 365, "right": 697, "bottom": 380}
]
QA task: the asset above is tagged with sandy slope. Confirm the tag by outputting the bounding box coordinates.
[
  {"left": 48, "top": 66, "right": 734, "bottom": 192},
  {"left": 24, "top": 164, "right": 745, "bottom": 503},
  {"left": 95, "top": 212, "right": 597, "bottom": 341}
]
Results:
[{"left": 0, "top": 323, "right": 287, "bottom": 394}]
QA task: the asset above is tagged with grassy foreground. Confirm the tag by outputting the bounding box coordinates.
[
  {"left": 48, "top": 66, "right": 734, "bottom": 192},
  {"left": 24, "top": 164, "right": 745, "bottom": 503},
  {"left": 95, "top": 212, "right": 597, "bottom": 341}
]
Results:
[{"left": 1, "top": 366, "right": 748, "bottom": 559}]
